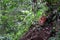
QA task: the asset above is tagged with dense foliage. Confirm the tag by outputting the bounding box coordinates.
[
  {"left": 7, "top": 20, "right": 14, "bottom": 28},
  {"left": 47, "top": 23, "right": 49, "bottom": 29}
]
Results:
[
  {"left": 0, "top": 0, "right": 48, "bottom": 40},
  {"left": 0, "top": 0, "right": 60, "bottom": 40}
]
